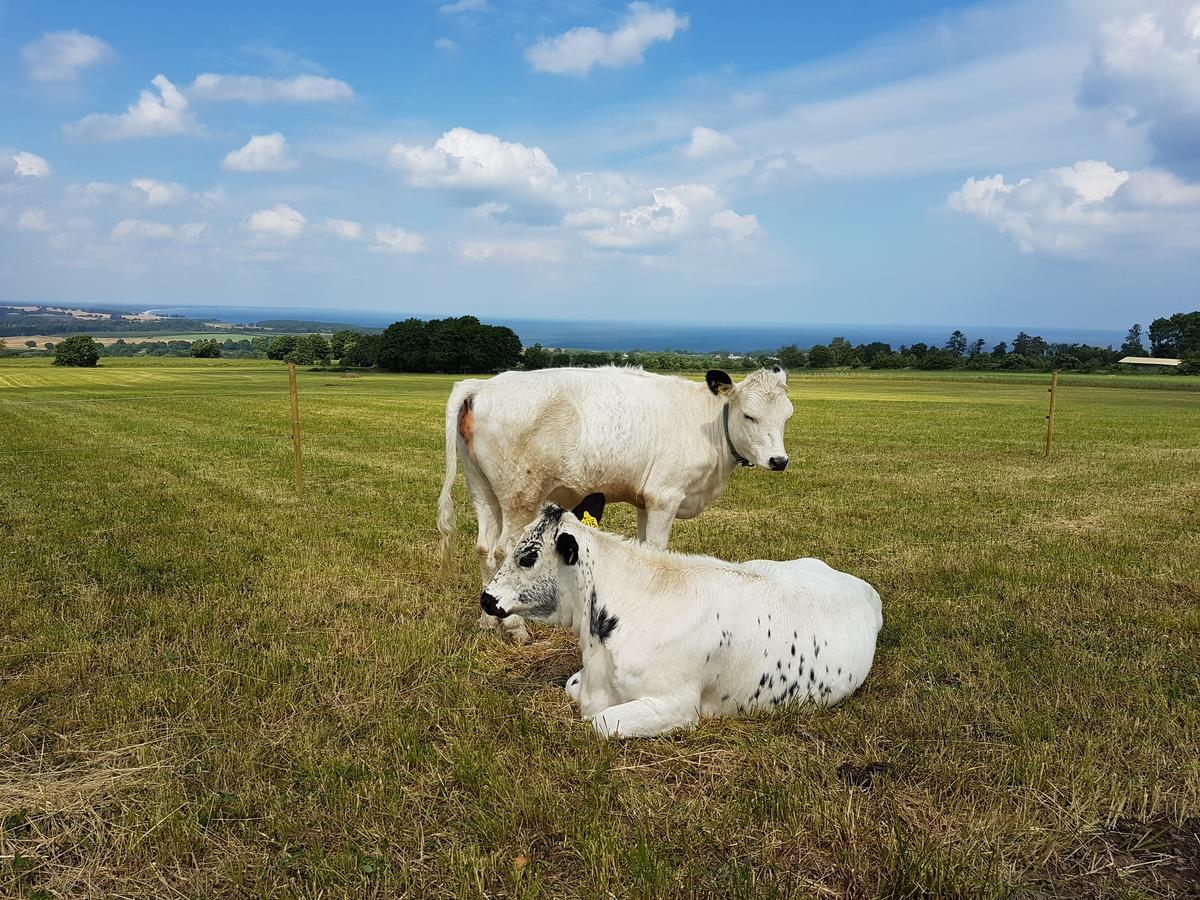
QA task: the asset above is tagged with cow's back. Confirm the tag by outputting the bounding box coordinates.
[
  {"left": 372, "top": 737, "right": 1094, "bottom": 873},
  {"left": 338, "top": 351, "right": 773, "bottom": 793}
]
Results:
[{"left": 467, "top": 367, "right": 710, "bottom": 504}]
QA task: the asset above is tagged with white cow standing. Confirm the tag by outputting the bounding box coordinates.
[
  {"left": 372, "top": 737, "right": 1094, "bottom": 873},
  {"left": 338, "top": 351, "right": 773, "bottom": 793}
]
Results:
[
  {"left": 438, "top": 365, "right": 794, "bottom": 642},
  {"left": 480, "top": 496, "right": 883, "bottom": 738}
]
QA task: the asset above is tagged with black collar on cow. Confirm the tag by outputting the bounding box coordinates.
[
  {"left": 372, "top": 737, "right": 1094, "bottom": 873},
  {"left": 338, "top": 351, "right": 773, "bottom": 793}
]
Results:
[{"left": 722, "top": 404, "right": 753, "bottom": 467}]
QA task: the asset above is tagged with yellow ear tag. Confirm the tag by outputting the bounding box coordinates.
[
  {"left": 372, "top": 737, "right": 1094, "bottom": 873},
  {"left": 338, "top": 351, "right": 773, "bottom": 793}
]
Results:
[{"left": 580, "top": 511, "right": 599, "bottom": 528}]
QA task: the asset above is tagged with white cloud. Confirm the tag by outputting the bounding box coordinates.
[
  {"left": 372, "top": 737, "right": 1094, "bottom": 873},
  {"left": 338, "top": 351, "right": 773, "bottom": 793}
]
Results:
[
  {"left": 947, "top": 159, "right": 1200, "bottom": 255},
  {"left": 434, "top": 37, "right": 459, "bottom": 53},
  {"left": 17, "top": 208, "right": 51, "bottom": 232},
  {"left": 112, "top": 219, "right": 176, "bottom": 240},
  {"left": 244, "top": 203, "right": 306, "bottom": 239},
  {"left": 22, "top": 31, "right": 113, "bottom": 82},
  {"left": 1078, "top": 4, "right": 1200, "bottom": 176},
  {"left": 372, "top": 226, "right": 427, "bottom": 254},
  {"left": 222, "top": 133, "right": 299, "bottom": 172},
  {"left": 685, "top": 126, "right": 738, "bottom": 159},
  {"left": 67, "top": 75, "right": 199, "bottom": 140},
  {"left": 65, "top": 181, "right": 120, "bottom": 206},
  {"left": 458, "top": 240, "right": 561, "bottom": 262},
  {"left": 189, "top": 73, "right": 354, "bottom": 103},
  {"left": 389, "top": 127, "right": 560, "bottom": 195},
  {"left": 13, "top": 152, "right": 52, "bottom": 178},
  {"left": 710, "top": 209, "right": 760, "bottom": 241},
  {"left": 322, "top": 218, "right": 363, "bottom": 240},
  {"left": 439, "top": 0, "right": 489, "bottom": 13},
  {"left": 130, "top": 178, "right": 188, "bottom": 206},
  {"left": 526, "top": 2, "right": 688, "bottom": 76},
  {"left": 577, "top": 183, "right": 757, "bottom": 249},
  {"left": 179, "top": 222, "right": 210, "bottom": 241}
]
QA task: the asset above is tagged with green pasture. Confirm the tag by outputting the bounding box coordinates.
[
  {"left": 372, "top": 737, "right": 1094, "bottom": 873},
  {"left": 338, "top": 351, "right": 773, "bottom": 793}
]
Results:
[{"left": 1, "top": 357, "right": 1196, "bottom": 897}]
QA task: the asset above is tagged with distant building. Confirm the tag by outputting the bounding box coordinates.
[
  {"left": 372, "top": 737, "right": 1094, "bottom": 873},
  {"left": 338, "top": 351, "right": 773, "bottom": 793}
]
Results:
[{"left": 1119, "top": 356, "right": 1182, "bottom": 367}]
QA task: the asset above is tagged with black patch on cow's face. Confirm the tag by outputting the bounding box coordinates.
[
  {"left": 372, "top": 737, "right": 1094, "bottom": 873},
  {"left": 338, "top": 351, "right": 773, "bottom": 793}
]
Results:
[
  {"left": 705, "top": 369, "right": 733, "bottom": 395},
  {"left": 571, "top": 492, "right": 606, "bottom": 524},
  {"left": 555, "top": 532, "right": 579, "bottom": 566}
]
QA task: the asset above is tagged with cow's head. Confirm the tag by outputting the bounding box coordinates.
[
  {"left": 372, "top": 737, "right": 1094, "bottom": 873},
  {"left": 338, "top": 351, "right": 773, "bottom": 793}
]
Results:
[
  {"left": 480, "top": 494, "right": 605, "bottom": 627},
  {"left": 707, "top": 366, "right": 794, "bottom": 470}
]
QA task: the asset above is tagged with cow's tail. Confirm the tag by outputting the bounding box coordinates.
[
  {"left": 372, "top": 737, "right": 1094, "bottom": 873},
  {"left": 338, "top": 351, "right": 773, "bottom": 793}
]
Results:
[{"left": 438, "top": 380, "right": 476, "bottom": 570}]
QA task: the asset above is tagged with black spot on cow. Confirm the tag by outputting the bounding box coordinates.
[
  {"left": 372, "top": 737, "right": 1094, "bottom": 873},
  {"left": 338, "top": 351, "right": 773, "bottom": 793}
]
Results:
[
  {"left": 767, "top": 629, "right": 771, "bottom": 638},
  {"left": 589, "top": 600, "right": 618, "bottom": 643},
  {"left": 759, "top": 674, "right": 768, "bottom": 687},
  {"left": 809, "top": 670, "right": 815, "bottom": 683},
  {"left": 790, "top": 644, "right": 796, "bottom": 656},
  {"left": 570, "top": 492, "right": 606, "bottom": 524},
  {"left": 706, "top": 369, "right": 733, "bottom": 395}
]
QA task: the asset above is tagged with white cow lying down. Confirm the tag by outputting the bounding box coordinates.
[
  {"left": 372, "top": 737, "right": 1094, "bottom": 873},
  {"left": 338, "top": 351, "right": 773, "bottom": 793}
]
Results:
[{"left": 480, "top": 495, "right": 883, "bottom": 738}]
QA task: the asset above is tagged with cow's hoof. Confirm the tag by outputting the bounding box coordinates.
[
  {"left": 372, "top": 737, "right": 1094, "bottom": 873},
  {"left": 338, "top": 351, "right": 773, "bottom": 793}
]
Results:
[
  {"left": 565, "top": 670, "right": 583, "bottom": 704},
  {"left": 478, "top": 611, "right": 503, "bottom": 634}
]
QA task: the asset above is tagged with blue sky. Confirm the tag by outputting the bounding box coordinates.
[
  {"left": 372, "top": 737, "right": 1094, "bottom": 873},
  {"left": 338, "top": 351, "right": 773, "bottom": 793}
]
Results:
[{"left": 1, "top": 0, "right": 1198, "bottom": 329}]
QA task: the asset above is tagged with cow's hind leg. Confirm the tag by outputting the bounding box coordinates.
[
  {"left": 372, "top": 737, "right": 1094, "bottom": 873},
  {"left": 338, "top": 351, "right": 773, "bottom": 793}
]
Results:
[{"left": 461, "top": 452, "right": 502, "bottom": 583}]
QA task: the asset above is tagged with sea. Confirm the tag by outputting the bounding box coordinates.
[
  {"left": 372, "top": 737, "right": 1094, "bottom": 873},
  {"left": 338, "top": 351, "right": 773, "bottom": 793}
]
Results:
[{"left": 124, "top": 304, "right": 1126, "bottom": 353}]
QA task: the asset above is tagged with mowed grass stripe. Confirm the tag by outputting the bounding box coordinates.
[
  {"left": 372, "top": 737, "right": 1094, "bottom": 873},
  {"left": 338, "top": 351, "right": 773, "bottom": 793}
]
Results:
[{"left": 0, "top": 357, "right": 1197, "bottom": 898}]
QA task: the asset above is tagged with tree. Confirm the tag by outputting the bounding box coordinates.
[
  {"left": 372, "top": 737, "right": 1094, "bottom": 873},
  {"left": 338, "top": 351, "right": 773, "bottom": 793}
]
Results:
[
  {"left": 267, "top": 335, "right": 299, "bottom": 360},
  {"left": 1149, "top": 311, "right": 1200, "bottom": 357},
  {"left": 991, "top": 341, "right": 1008, "bottom": 357},
  {"left": 24, "top": 340, "right": 36, "bottom": 348},
  {"left": 807, "top": 344, "right": 834, "bottom": 368},
  {"left": 304, "top": 334, "right": 331, "bottom": 365},
  {"left": 828, "top": 336, "right": 854, "bottom": 366},
  {"left": 330, "top": 329, "right": 359, "bottom": 360},
  {"left": 190, "top": 339, "right": 221, "bottom": 358},
  {"left": 776, "top": 345, "right": 807, "bottom": 369},
  {"left": 969, "top": 338, "right": 986, "bottom": 358},
  {"left": 945, "top": 330, "right": 968, "bottom": 357},
  {"left": 1120, "top": 324, "right": 1146, "bottom": 356},
  {"left": 53, "top": 335, "right": 100, "bottom": 367},
  {"left": 341, "top": 334, "right": 381, "bottom": 367}
]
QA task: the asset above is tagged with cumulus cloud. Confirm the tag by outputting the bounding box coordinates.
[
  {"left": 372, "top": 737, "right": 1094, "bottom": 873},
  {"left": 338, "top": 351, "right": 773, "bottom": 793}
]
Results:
[
  {"left": 947, "top": 159, "right": 1200, "bottom": 255},
  {"left": 65, "top": 181, "right": 120, "bottom": 206},
  {"left": 685, "top": 126, "right": 738, "bottom": 159},
  {"left": 389, "top": 127, "right": 560, "bottom": 195},
  {"left": 17, "top": 208, "right": 51, "bottom": 232},
  {"left": 244, "top": 203, "right": 306, "bottom": 239},
  {"left": 526, "top": 3, "right": 688, "bottom": 76},
  {"left": 1078, "top": 4, "right": 1200, "bottom": 176},
  {"left": 130, "top": 178, "right": 188, "bottom": 206},
  {"left": 13, "top": 152, "right": 52, "bottom": 178},
  {"left": 372, "top": 226, "right": 427, "bottom": 254},
  {"left": 67, "top": 75, "right": 199, "bottom": 140},
  {"left": 22, "top": 31, "right": 113, "bottom": 82},
  {"left": 732, "top": 152, "right": 818, "bottom": 196},
  {"left": 576, "top": 183, "right": 759, "bottom": 249},
  {"left": 189, "top": 73, "right": 354, "bottom": 103},
  {"left": 458, "top": 240, "right": 561, "bottom": 262},
  {"left": 434, "top": 37, "right": 459, "bottom": 53},
  {"left": 222, "top": 133, "right": 299, "bottom": 172},
  {"left": 322, "top": 218, "right": 363, "bottom": 240}
]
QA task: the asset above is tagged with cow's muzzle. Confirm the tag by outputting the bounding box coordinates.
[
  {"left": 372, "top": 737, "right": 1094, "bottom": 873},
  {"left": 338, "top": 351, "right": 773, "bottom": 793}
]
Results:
[
  {"left": 480, "top": 591, "right": 508, "bottom": 619},
  {"left": 768, "top": 456, "right": 789, "bottom": 471}
]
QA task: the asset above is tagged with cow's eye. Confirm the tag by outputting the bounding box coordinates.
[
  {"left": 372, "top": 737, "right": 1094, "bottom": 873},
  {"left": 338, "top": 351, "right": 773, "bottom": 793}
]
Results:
[
  {"left": 519, "top": 552, "right": 537, "bottom": 568},
  {"left": 743, "top": 414, "right": 757, "bottom": 423}
]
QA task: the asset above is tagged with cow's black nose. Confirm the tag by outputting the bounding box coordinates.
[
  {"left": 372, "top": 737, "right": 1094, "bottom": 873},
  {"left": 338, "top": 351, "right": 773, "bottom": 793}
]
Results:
[
  {"left": 768, "top": 456, "right": 789, "bottom": 471},
  {"left": 480, "top": 591, "right": 508, "bottom": 619}
]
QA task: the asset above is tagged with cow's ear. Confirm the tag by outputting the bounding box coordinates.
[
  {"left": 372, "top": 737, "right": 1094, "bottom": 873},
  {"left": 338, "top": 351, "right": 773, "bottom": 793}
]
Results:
[
  {"left": 555, "top": 532, "right": 579, "bottom": 566},
  {"left": 571, "top": 492, "right": 606, "bottom": 524},
  {"left": 770, "top": 364, "right": 787, "bottom": 382},
  {"left": 706, "top": 369, "right": 733, "bottom": 395}
]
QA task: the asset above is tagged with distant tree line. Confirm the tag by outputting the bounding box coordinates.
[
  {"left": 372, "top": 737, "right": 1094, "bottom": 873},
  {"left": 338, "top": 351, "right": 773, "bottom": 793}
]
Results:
[{"left": 12, "top": 310, "right": 1197, "bottom": 376}]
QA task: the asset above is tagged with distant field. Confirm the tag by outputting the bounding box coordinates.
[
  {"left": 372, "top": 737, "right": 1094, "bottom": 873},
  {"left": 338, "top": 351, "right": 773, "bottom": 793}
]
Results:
[
  {"left": 1, "top": 358, "right": 1196, "bottom": 897},
  {"left": 1, "top": 331, "right": 268, "bottom": 347}
]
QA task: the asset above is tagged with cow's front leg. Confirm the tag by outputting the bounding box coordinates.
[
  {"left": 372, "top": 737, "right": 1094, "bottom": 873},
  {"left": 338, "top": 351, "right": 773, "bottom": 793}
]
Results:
[
  {"left": 588, "top": 695, "right": 700, "bottom": 738},
  {"left": 642, "top": 497, "right": 682, "bottom": 549},
  {"left": 477, "top": 611, "right": 531, "bottom": 644},
  {"left": 636, "top": 507, "right": 648, "bottom": 543}
]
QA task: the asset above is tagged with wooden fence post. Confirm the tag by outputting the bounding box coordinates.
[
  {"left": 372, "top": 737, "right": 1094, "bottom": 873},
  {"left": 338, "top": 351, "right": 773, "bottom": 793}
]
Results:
[
  {"left": 288, "top": 363, "right": 303, "bottom": 491},
  {"left": 1044, "top": 370, "right": 1058, "bottom": 458}
]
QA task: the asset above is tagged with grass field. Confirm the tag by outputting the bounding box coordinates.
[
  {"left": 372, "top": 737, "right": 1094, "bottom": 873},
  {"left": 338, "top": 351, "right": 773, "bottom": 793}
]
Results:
[
  {"left": 1, "top": 358, "right": 1197, "bottom": 898},
  {"left": 2, "top": 332, "right": 268, "bottom": 348}
]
